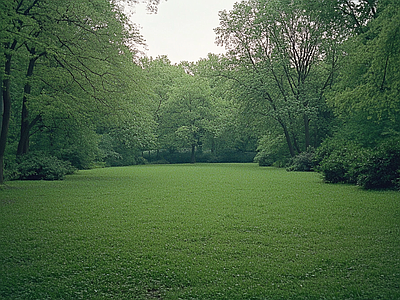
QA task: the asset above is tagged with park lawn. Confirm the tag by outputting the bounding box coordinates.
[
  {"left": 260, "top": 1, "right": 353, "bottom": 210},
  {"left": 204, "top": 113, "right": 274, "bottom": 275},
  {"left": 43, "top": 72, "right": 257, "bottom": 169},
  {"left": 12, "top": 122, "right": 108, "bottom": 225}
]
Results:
[{"left": 0, "top": 163, "right": 399, "bottom": 299}]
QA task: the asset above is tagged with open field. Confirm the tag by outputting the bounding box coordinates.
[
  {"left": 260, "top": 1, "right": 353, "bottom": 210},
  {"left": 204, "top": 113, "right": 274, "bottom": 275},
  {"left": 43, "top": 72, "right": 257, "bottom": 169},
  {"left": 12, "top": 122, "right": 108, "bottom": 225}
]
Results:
[{"left": 1, "top": 163, "right": 399, "bottom": 299}]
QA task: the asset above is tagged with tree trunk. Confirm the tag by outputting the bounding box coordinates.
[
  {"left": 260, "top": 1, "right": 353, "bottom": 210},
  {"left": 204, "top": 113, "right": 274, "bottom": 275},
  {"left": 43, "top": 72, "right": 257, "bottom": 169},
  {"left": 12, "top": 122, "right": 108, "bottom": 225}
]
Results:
[
  {"left": 0, "top": 81, "right": 10, "bottom": 184},
  {"left": 0, "top": 69, "right": 3, "bottom": 139},
  {"left": 304, "top": 113, "right": 310, "bottom": 150},
  {"left": 0, "top": 42, "right": 16, "bottom": 184},
  {"left": 278, "top": 120, "right": 295, "bottom": 157},
  {"left": 292, "top": 132, "right": 301, "bottom": 154},
  {"left": 17, "top": 52, "right": 37, "bottom": 156},
  {"left": 17, "top": 98, "right": 30, "bottom": 155},
  {"left": 190, "top": 144, "right": 196, "bottom": 164}
]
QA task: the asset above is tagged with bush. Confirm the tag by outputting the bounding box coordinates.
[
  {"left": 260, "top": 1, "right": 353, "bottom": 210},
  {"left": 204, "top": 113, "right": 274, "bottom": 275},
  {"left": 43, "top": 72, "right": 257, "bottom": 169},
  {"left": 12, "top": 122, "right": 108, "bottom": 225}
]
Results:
[
  {"left": 357, "top": 138, "right": 400, "bottom": 189},
  {"left": 315, "top": 140, "right": 369, "bottom": 184},
  {"left": 146, "top": 150, "right": 255, "bottom": 164},
  {"left": 254, "top": 151, "right": 274, "bottom": 166},
  {"left": 4, "top": 163, "right": 19, "bottom": 181},
  {"left": 215, "top": 151, "right": 256, "bottom": 163},
  {"left": 254, "top": 134, "right": 290, "bottom": 167},
  {"left": 286, "top": 147, "right": 315, "bottom": 172},
  {"left": 135, "top": 157, "right": 148, "bottom": 165},
  {"left": 149, "top": 159, "right": 170, "bottom": 165},
  {"left": 16, "top": 153, "right": 76, "bottom": 180},
  {"left": 314, "top": 137, "right": 400, "bottom": 189}
]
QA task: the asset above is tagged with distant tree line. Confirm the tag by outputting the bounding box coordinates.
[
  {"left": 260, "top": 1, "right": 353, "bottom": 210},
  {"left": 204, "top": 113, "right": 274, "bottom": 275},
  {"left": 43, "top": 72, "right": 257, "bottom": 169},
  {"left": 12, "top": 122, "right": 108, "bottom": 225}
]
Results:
[{"left": 1, "top": 0, "right": 399, "bottom": 189}]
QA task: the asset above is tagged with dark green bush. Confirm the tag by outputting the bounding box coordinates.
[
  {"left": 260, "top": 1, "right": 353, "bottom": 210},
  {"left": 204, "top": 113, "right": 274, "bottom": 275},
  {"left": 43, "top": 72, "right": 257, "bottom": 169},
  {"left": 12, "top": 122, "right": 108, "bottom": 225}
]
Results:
[
  {"left": 254, "top": 151, "right": 289, "bottom": 167},
  {"left": 135, "top": 157, "right": 148, "bottom": 165},
  {"left": 286, "top": 147, "right": 315, "bottom": 172},
  {"left": 314, "top": 137, "right": 400, "bottom": 189},
  {"left": 215, "top": 151, "right": 256, "bottom": 163},
  {"left": 254, "top": 151, "right": 274, "bottom": 166},
  {"left": 357, "top": 138, "right": 400, "bottom": 189},
  {"left": 313, "top": 138, "right": 339, "bottom": 167},
  {"left": 4, "top": 162, "right": 19, "bottom": 181},
  {"left": 315, "top": 140, "right": 369, "bottom": 184},
  {"left": 147, "top": 150, "right": 255, "bottom": 164},
  {"left": 149, "top": 159, "right": 170, "bottom": 165},
  {"left": 17, "top": 153, "right": 76, "bottom": 180}
]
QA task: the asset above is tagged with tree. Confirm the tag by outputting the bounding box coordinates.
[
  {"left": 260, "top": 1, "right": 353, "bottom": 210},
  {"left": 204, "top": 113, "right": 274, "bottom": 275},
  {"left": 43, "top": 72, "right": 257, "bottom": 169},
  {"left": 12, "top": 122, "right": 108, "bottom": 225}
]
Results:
[
  {"left": 195, "top": 55, "right": 258, "bottom": 157},
  {"left": 0, "top": 0, "right": 147, "bottom": 183},
  {"left": 215, "top": 0, "right": 341, "bottom": 157},
  {"left": 141, "top": 55, "right": 258, "bottom": 163},
  {"left": 160, "top": 72, "right": 215, "bottom": 163},
  {"left": 328, "top": 0, "right": 400, "bottom": 144},
  {"left": 118, "top": 0, "right": 166, "bottom": 13}
]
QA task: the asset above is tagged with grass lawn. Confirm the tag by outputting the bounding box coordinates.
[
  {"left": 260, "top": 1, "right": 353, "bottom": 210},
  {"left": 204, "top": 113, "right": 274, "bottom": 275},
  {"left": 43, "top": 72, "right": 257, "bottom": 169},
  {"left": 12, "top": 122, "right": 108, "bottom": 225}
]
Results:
[{"left": 1, "top": 163, "right": 399, "bottom": 299}]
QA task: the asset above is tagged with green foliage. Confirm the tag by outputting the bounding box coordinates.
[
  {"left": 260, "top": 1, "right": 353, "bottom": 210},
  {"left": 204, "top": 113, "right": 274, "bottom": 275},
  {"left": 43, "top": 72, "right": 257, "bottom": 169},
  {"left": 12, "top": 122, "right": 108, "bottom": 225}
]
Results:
[
  {"left": 97, "top": 133, "right": 123, "bottom": 167},
  {"left": 135, "top": 156, "right": 148, "bottom": 165},
  {"left": 145, "top": 150, "right": 255, "bottom": 164},
  {"left": 215, "top": 0, "right": 340, "bottom": 157},
  {"left": 1, "top": 0, "right": 153, "bottom": 180},
  {"left": 328, "top": 1, "right": 400, "bottom": 137},
  {"left": 97, "top": 108, "right": 157, "bottom": 167},
  {"left": 16, "top": 152, "right": 76, "bottom": 181},
  {"left": 140, "top": 55, "right": 259, "bottom": 163},
  {"left": 29, "top": 118, "right": 100, "bottom": 170},
  {"left": 315, "top": 139, "right": 369, "bottom": 184},
  {"left": 357, "top": 138, "right": 400, "bottom": 189},
  {"left": 3, "top": 158, "right": 19, "bottom": 182},
  {"left": 286, "top": 147, "right": 316, "bottom": 172},
  {"left": 213, "top": 151, "right": 256, "bottom": 163},
  {"left": 254, "top": 133, "right": 290, "bottom": 167},
  {"left": 315, "top": 137, "right": 400, "bottom": 189},
  {"left": 329, "top": 111, "right": 400, "bottom": 148},
  {"left": 162, "top": 74, "right": 214, "bottom": 147}
]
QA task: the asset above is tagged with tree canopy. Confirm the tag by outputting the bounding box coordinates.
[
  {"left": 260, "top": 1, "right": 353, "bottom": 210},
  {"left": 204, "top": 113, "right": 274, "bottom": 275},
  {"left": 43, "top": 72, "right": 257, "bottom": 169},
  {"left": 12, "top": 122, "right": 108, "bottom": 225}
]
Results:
[
  {"left": 1, "top": 0, "right": 399, "bottom": 189},
  {"left": 214, "top": 0, "right": 341, "bottom": 157},
  {"left": 0, "top": 0, "right": 149, "bottom": 182}
]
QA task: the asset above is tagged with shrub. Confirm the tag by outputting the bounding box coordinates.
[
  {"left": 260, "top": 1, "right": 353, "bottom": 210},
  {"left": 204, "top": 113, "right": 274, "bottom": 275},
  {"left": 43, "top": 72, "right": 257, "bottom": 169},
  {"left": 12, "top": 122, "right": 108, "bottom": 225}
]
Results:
[
  {"left": 215, "top": 151, "right": 256, "bottom": 163},
  {"left": 286, "top": 147, "right": 315, "bottom": 172},
  {"left": 357, "top": 138, "right": 400, "bottom": 189},
  {"left": 254, "top": 151, "right": 274, "bottom": 166},
  {"left": 136, "top": 157, "right": 148, "bottom": 165},
  {"left": 314, "top": 137, "right": 400, "bottom": 189},
  {"left": 149, "top": 159, "right": 170, "bottom": 165},
  {"left": 4, "top": 163, "right": 19, "bottom": 181},
  {"left": 3, "top": 152, "right": 19, "bottom": 181},
  {"left": 17, "top": 153, "right": 76, "bottom": 180},
  {"left": 313, "top": 138, "right": 339, "bottom": 167},
  {"left": 254, "top": 134, "right": 290, "bottom": 167},
  {"left": 147, "top": 150, "right": 255, "bottom": 164},
  {"left": 315, "top": 140, "right": 369, "bottom": 184}
]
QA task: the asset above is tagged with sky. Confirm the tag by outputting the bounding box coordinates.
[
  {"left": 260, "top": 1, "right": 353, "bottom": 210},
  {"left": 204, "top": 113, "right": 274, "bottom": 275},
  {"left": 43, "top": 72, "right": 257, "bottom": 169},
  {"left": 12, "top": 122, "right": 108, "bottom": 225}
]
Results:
[{"left": 128, "top": 0, "right": 238, "bottom": 63}]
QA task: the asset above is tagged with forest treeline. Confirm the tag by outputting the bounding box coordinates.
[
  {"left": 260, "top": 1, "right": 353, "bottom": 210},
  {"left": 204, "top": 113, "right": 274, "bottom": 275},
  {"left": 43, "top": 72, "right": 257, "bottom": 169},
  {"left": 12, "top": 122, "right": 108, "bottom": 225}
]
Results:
[{"left": 1, "top": 0, "right": 399, "bottom": 188}]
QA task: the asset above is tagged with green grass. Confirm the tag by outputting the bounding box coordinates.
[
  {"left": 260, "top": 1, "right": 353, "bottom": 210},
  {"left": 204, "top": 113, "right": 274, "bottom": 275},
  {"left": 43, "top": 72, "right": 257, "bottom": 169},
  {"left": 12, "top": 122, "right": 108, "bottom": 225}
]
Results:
[{"left": 1, "top": 163, "right": 399, "bottom": 299}]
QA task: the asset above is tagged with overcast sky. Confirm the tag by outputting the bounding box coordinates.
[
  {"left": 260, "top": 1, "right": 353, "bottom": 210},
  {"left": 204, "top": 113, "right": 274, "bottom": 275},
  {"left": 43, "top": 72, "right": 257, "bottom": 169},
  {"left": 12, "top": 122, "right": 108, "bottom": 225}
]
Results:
[{"left": 129, "top": 0, "right": 238, "bottom": 63}]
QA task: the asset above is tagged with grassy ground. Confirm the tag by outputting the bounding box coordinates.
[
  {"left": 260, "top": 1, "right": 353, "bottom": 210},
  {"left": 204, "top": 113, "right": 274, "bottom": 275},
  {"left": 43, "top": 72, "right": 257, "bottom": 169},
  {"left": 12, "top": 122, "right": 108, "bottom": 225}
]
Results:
[{"left": 0, "top": 163, "right": 399, "bottom": 299}]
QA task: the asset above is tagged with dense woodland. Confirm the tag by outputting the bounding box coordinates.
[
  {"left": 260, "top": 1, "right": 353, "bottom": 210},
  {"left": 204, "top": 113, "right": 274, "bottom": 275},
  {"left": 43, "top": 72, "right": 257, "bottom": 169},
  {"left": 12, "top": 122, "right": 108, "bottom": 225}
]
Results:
[{"left": 1, "top": 0, "right": 399, "bottom": 188}]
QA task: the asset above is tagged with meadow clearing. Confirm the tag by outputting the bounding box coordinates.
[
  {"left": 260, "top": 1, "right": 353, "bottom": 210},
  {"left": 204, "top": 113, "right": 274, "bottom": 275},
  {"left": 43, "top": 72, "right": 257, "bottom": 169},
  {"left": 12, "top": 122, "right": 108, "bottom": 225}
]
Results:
[{"left": 1, "top": 163, "right": 399, "bottom": 299}]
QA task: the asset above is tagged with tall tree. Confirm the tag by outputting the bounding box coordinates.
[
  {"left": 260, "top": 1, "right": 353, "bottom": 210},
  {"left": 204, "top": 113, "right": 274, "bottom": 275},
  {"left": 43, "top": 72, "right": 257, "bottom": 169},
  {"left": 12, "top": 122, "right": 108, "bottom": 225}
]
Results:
[
  {"left": 328, "top": 0, "right": 400, "bottom": 144},
  {"left": 215, "top": 0, "right": 341, "bottom": 157},
  {"left": 0, "top": 0, "right": 147, "bottom": 183},
  {"left": 160, "top": 73, "right": 215, "bottom": 163},
  {"left": 196, "top": 54, "right": 259, "bottom": 155}
]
